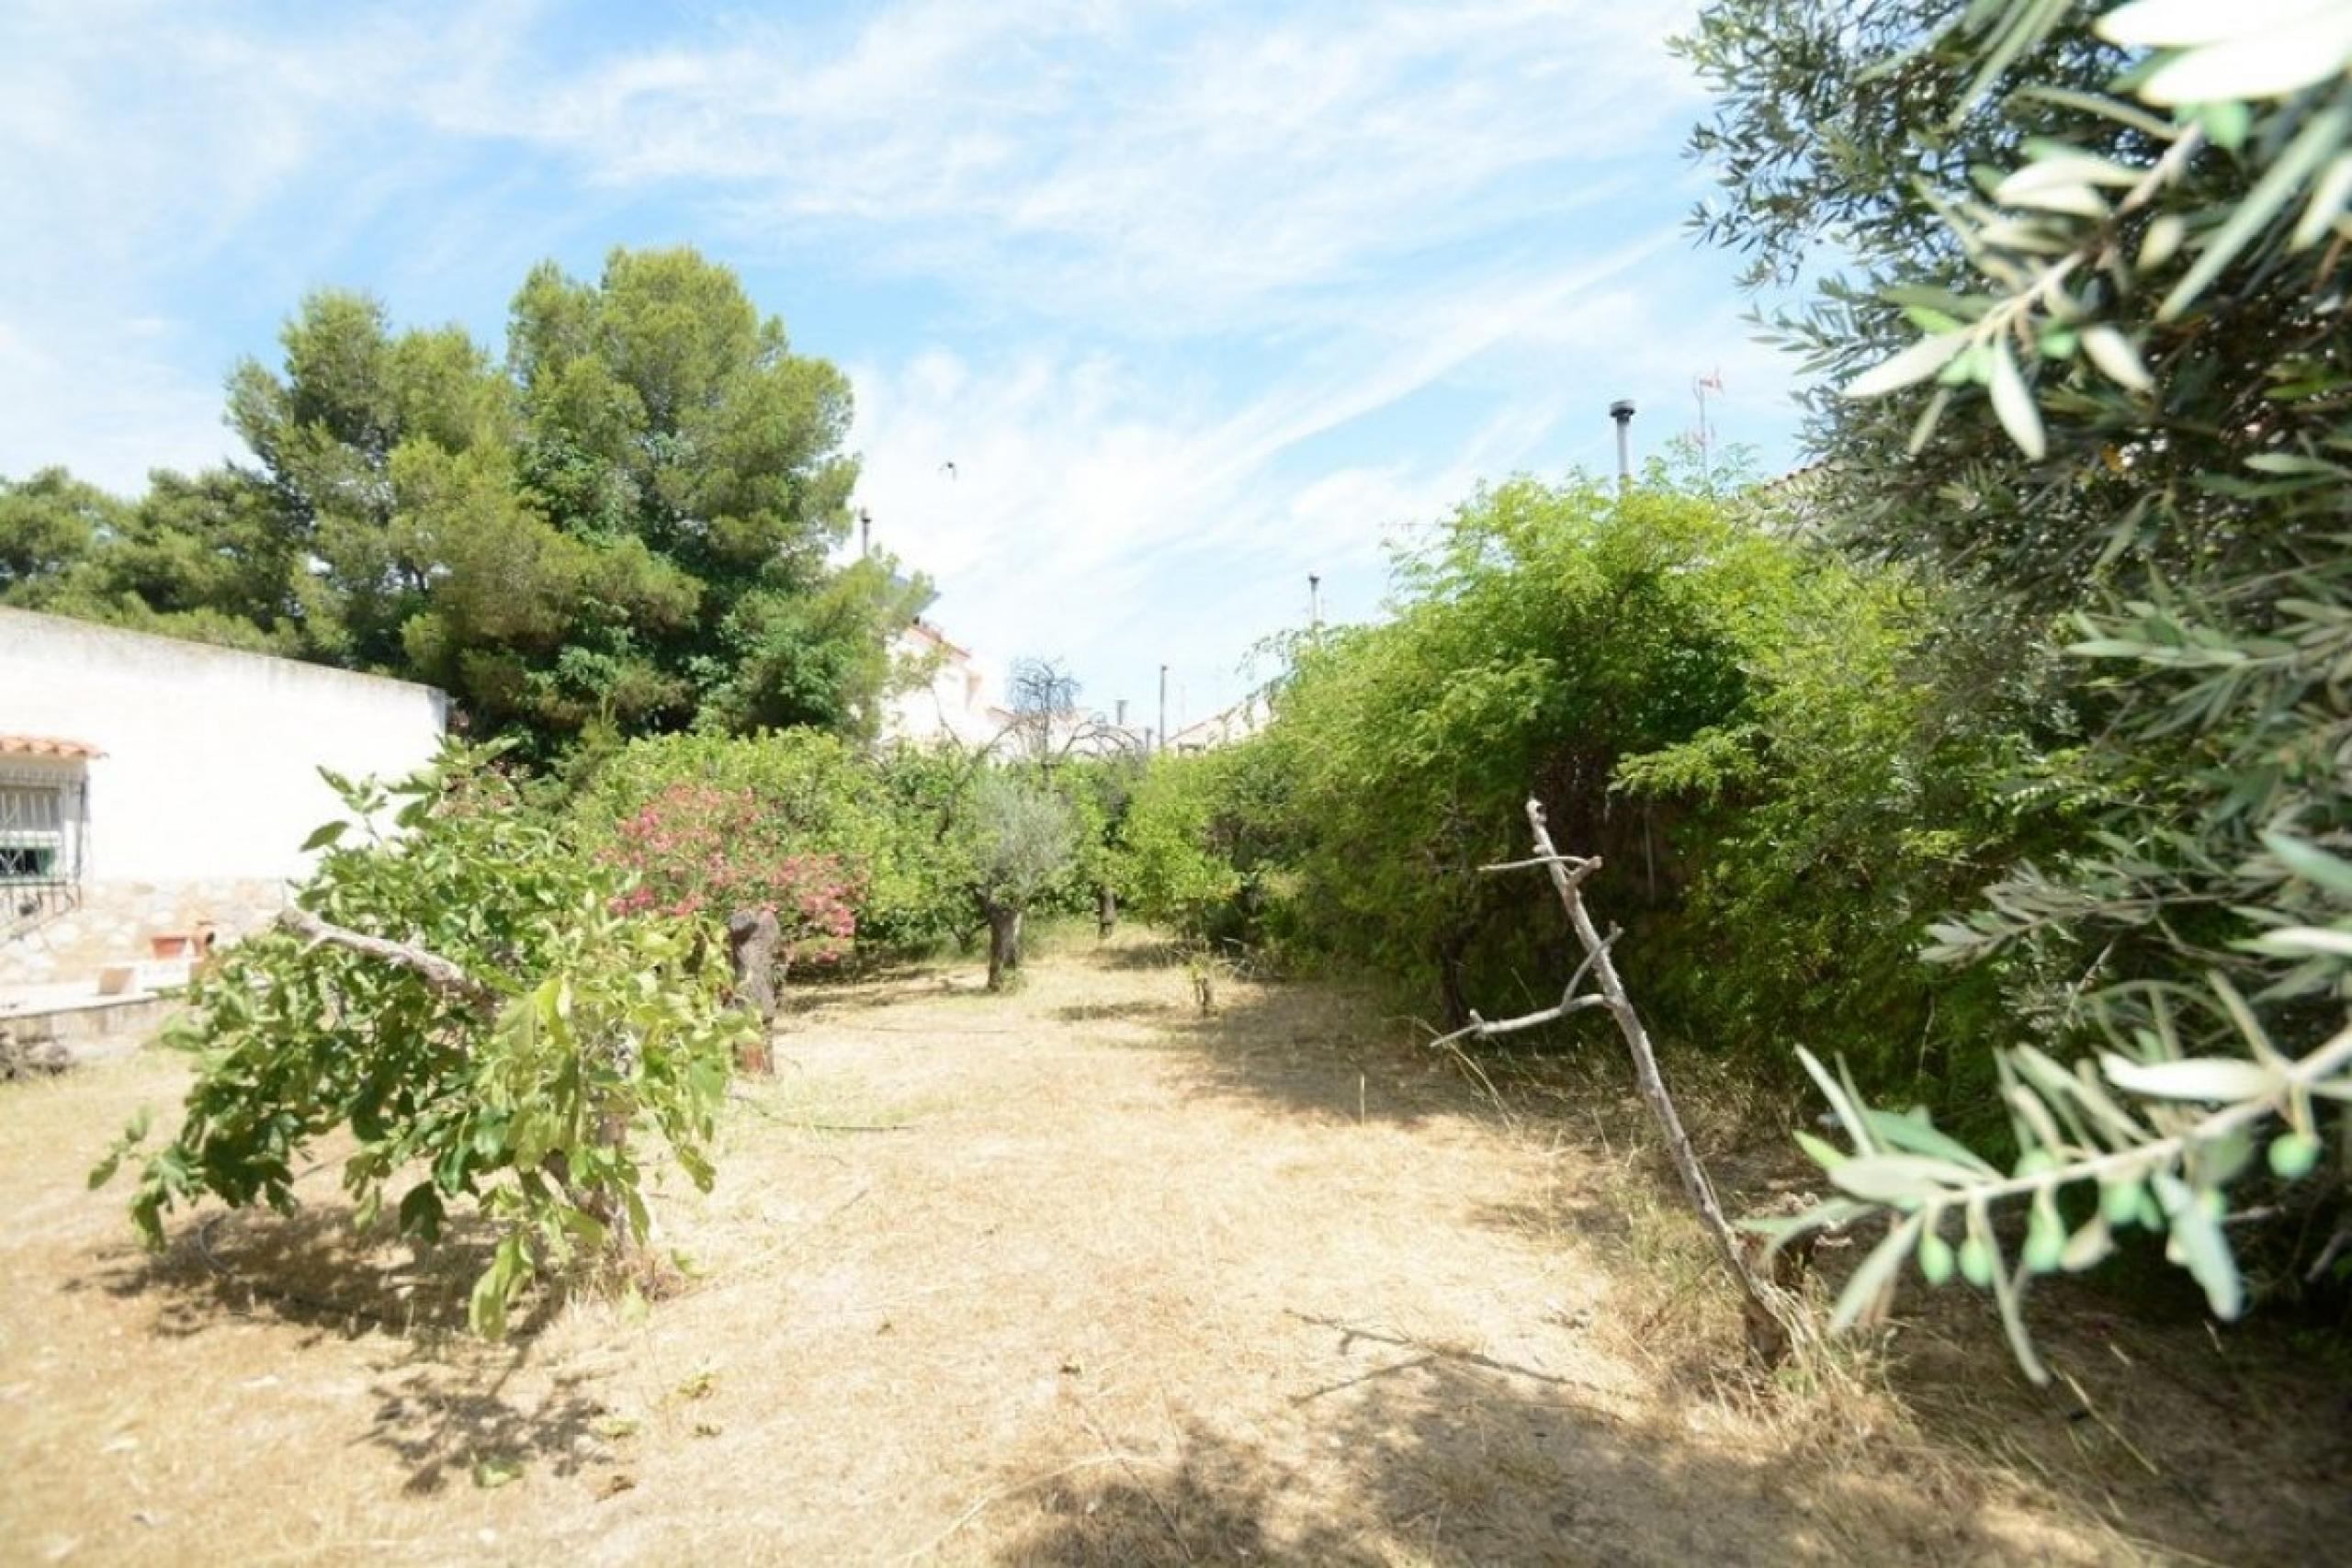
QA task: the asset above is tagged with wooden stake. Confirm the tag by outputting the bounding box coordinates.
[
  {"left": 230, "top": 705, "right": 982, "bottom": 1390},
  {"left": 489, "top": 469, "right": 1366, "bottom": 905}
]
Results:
[{"left": 1438, "top": 798, "right": 1803, "bottom": 1364}]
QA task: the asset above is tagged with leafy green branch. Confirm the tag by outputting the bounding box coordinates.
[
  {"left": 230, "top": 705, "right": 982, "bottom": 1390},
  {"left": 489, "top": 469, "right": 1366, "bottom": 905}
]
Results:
[
  {"left": 1843, "top": 3, "right": 2352, "bottom": 459},
  {"left": 95, "top": 744, "right": 748, "bottom": 1337},
  {"left": 1774, "top": 976, "right": 2349, "bottom": 1382}
]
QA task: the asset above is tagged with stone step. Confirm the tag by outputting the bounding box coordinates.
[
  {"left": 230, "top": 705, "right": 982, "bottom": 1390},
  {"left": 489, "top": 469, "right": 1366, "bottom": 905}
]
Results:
[{"left": 0, "top": 984, "right": 178, "bottom": 1075}]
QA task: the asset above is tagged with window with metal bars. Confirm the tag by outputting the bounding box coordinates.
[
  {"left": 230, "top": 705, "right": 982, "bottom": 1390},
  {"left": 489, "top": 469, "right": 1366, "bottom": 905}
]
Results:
[{"left": 0, "top": 775, "right": 80, "bottom": 889}]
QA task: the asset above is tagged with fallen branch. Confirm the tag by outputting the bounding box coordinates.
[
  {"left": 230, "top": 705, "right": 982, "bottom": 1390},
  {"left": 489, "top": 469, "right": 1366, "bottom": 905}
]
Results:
[
  {"left": 1430, "top": 919, "right": 1624, "bottom": 1053},
  {"left": 277, "top": 907, "right": 499, "bottom": 1010},
  {"left": 1430, "top": 994, "right": 1606, "bottom": 1049},
  {"left": 1441, "top": 797, "right": 1805, "bottom": 1366}
]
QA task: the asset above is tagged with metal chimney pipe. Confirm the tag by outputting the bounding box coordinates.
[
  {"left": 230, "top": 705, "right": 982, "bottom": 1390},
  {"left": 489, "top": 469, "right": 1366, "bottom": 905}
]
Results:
[
  {"left": 1115, "top": 698, "right": 1128, "bottom": 728},
  {"left": 1308, "top": 573, "right": 1322, "bottom": 633},
  {"left": 1158, "top": 664, "right": 1170, "bottom": 755},
  {"left": 1609, "top": 400, "right": 1635, "bottom": 488},
  {"left": 858, "top": 507, "right": 872, "bottom": 558}
]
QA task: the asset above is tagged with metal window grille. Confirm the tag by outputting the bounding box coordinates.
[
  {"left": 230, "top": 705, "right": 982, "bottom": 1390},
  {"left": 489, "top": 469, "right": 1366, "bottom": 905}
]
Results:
[{"left": 0, "top": 772, "right": 85, "bottom": 924}]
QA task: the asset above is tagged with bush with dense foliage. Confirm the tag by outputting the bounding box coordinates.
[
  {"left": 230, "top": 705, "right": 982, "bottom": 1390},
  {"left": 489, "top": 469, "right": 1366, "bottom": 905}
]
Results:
[
  {"left": 1119, "top": 466, "right": 2060, "bottom": 1121},
  {"left": 570, "top": 728, "right": 1154, "bottom": 974},
  {"left": 1233, "top": 471, "right": 1796, "bottom": 1024},
  {"left": 600, "top": 780, "right": 860, "bottom": 962},
  {"left": 96, "top": 747, "right": 747, "bottom": 1337},
  {"left": 1114, "top": 744, "right": 1291, "bottom": 952},
  {"left": 571, "top": 729, "right": 973, "bottom": 955}
]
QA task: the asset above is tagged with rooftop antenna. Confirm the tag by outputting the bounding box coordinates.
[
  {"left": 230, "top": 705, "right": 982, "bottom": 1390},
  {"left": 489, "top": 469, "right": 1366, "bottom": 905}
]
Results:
[
  {"left": 1609, "top": 400, "right": 1636, "bottom": 490},
  {"left": 1693, "top": 368, "right": 1724, "bottom": 493}
]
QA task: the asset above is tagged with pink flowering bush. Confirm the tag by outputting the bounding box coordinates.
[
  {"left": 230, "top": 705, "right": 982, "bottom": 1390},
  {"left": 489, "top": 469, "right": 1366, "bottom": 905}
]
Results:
[{"left": 602, "top": 782, "right": 859, "bottom": 962}]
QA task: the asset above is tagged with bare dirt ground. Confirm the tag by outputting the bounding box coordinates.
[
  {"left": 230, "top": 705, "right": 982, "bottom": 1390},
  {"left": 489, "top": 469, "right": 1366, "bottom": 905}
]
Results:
[{"left": 5, "top": 932, "right": 2349, "bottom": 1565}]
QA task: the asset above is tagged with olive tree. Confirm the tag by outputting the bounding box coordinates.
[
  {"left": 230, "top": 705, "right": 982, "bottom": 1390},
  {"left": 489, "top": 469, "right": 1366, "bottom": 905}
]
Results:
[
  {"left": 966, "top": 772, "right": 1079, "bottom": 990},
  {"left": 1686, "top": 0, "right": 2352, "bottom": 1375}
]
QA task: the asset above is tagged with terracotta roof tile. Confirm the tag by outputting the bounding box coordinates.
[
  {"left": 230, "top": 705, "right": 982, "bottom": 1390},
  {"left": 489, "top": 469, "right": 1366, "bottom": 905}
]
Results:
[{"left": 0, "top": 735, "right": 103, "bottom": 759}]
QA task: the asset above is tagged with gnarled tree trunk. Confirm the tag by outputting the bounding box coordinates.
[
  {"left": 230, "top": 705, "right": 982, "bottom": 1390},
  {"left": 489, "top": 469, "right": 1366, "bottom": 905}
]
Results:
[
  {"left": 984, "top": 900, "right": 1023, "bottom": 991},
  {"left": 726, "top": 908, "right": 781, "bottom": 1075},
  {"left": 1096, "top": 884, "right": 1118, "bottom": 941}
]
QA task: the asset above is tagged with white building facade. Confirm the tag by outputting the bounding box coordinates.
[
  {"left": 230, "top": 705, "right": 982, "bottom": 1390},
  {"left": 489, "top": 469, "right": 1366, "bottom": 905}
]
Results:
[
  {"left": 0, "top": 608, "right": 447, "bottom": 986},
  {"left": 881, "top": 619, "right": 1012, "bottom": 750}
]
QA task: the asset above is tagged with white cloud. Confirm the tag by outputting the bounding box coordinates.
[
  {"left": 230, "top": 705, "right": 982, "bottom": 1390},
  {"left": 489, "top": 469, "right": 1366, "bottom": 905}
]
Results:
[
  {"left": 840, "top": 217, "right": 1780, "bottom": 714},
  {"left": 0, "top": 0, "right": 549, "bottom": 486},
  {"left": 470, "top": 0, "right": 1709, "bottom": 331}
]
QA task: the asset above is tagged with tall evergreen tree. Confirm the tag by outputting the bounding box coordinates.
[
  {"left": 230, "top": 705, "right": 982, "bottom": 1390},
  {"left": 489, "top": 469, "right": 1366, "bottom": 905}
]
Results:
[{"left": 0, "top": 246, "right": 923, "bottom": 755}]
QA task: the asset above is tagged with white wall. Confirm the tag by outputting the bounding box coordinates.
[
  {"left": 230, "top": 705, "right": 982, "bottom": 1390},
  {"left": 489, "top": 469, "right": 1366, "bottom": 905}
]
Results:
[{"left": 0, "top": 608, "right": 447, "bottom": 885}]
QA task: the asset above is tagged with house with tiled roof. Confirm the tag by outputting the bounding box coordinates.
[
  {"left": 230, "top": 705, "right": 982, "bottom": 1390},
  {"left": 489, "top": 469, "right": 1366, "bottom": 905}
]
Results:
[{"left": 1, "top": 608, "right": 446, "bottom": 1022}]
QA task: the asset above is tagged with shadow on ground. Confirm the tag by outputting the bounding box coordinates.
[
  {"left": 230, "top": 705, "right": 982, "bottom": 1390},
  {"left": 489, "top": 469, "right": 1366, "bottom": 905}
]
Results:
[
  {"left": 72, "top": 1201, "right": 618, "bottom": 1494},
  {"left": 1077, "top": 958, "right": 1485, "bottom": 1130},
  {"left": 1059, "top": 942, "right": 2352, "bottom": 1566},
  {"left": 365, "top": 1341, "right": 619, "bottom": 1495},
  {"left": 1879, "top": 1272, "right": 2352, "bottom": 1565},
  {"left": 74, "top": 1201, "right": 504, "bottom": 1343},
  {"left": 993, "top": 1357, "right": 1989, "bottom": 1566},
  {"left": 1080, "top": 936, "right": 1200, "bottom": 973},
  {"left": 1051, "top": 998, "right": 1181, "bottom": 1025}
]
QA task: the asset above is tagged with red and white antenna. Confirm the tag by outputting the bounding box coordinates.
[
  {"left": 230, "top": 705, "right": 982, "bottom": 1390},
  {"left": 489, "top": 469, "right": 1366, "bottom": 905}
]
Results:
[{"left": 1692, "top": 367, "right": 1725, "bottom": 490}]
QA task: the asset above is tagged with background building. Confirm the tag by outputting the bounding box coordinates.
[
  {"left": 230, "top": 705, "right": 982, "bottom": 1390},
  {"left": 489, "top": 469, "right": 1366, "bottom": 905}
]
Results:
[
  {"left": 881, "top": 618, "right": 1012, "bottom": 750},
  {"left": 0, "top": 608, "right": 447, "bottom": 988}
]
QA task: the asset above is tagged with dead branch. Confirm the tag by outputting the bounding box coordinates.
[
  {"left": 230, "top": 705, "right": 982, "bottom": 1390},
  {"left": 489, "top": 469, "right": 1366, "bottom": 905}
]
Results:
[
  {"left": 1441, "top": 797, "right": 1804, "bottom": 1365},
  {"left": 1478, "top": 852, "right": 1599, "bottom": 884},
  {"left": 277, "top": 907, "right": 499, "bottom": 1010},
  {"left": 1429, "top": 995, "right": 1606, "bottom": 1051},
  {"left": 2308, "top": 1224, "right": 2352, "bottom": 1284}
]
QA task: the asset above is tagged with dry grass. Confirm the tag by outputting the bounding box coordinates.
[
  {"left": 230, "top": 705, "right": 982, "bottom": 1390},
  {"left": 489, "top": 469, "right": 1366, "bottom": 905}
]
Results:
[{"left": 3, "top": 931, "right": 2347, "bottom": 1564}]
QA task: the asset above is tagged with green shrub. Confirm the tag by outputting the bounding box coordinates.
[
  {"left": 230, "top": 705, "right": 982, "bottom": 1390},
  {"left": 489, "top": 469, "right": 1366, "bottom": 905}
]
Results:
[
  {"left": 1116, "top": 746, "right": 1291, "bottom": 952},
  {"left": 98, "top": 746, "right": 747, "bottom": 1337},
  {"left": 573, "top": 730, "right": 969, "bottom": 955},
  {"left": 1110, "top": 466, "right": 2077, "bottom": 1123},
  {"left": 1685, "top": 0, "right": 2352, "bottom": 1370},
  {"left": 966, "top": 772, "right": 1080, "bottom": 989}
]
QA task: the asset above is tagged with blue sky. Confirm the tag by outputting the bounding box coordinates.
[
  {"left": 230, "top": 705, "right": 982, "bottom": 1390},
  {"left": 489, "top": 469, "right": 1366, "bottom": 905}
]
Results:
[{"left": 0, "top": 0, "right": 1807, "bottom": 723}]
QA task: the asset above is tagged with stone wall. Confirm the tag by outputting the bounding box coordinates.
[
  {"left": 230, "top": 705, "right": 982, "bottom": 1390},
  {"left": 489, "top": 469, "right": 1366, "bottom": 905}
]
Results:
[{"left": 0, "top": 877, "right": 288, "bottom": 987}]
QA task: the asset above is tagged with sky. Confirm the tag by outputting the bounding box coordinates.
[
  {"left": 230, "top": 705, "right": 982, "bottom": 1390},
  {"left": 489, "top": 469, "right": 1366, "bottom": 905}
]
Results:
[{"left": 0, "top": 0, "right": 1809, "bottom": 727}]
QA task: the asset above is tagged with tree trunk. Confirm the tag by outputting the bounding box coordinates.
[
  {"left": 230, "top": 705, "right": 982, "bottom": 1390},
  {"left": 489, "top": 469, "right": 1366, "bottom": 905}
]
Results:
[
  {"left": 1096, "top": 884, "right": 1118, "bottom": 941},
  {"left": 985, "top": 902, "right": 1023, "bottom": 991},
  {"left": 726, "top": 908, "right": 781, "bottom": 1075},
  {"left": 1436, "top": 936, "right": 1473, "bottom": 1030}
]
